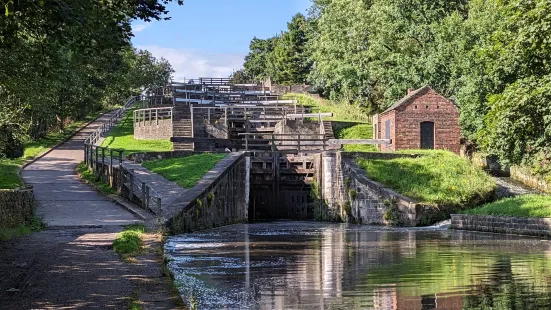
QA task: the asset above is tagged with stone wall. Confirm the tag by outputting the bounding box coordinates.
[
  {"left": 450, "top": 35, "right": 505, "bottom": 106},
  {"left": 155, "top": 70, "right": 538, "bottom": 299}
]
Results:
[
  {"left": 270, "top": 84, "right": 311, "bottom": 95},
  {"left": 164, "top": 152, "right": 248, "bottom": 233},
  {"left": 316, "top": 152, "right": 444, "bottom": 226},
  {"left": 134, "top": 119, "right": 173, "bottom": 140},
  {"left": 451, "top": 214, "right": 551, "bottom": 237},
  {"left": 510, "top": 165, "right": 551, "bottom": 193},
  {"left": 0, "top": 187, "right": 35, "bottom": 229},
  {"left": 127, "top": 151, "right": 198, "bottom": 163}
]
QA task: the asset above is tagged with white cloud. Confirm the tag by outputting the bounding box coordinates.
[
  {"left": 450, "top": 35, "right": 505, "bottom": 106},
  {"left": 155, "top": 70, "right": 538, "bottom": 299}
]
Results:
[
  {"left": 137, "top": 45, "right": 245, "bottom": 81},
  {"left": 133, "top": 24, "right": 151, "bottom": 33}
]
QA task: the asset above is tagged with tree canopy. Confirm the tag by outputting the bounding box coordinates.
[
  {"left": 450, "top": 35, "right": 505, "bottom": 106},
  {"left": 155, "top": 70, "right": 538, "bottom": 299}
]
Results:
[{"left": 239, "top": 0, "right": 551, "bottom": 170}]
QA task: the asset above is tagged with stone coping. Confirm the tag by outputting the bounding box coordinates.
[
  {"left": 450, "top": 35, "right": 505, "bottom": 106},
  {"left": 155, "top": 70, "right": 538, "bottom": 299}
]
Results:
[
  {"left": 451, "top": 214, "right": 551, "bottom": 238},
  {"left": 162, "top": 152, "right": 245, "bottom": 221}
]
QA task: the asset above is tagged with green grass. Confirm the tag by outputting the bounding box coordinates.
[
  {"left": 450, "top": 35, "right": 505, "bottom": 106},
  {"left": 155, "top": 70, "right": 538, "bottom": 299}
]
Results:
[
  {"left": 113, "top": 224, "right": 146, "bottom": 256},
  {"left": 356, "top": 150, "right": 496, "bottom": 206},
  {"left": 0, "top": 158, "right": 24, "bottom": 189},
  {"left": 101, "top": 108, "right": 172, "bottom": 154},
  {"left": 462, "top": 194, "right": 551, "bottom": 218},
  {"left": 334, "top": 123, "right": 377, "bottom": 152},
  {"left": 284, "top": 93, "right": 372, "bottom": 123},
  {"left": 0, "top": 217, "right": 46, "bottom": 241},
  {"left": 142, "top": 153, "right": 227, "bottom": 188},
  {"left": 76, "top": 162, "right": 117, "bottom": 195}
]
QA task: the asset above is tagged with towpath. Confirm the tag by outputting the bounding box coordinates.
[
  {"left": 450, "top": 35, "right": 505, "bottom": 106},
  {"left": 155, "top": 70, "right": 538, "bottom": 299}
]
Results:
[{"left": 0, "top": 112, "right": 181, "bottom": 309}]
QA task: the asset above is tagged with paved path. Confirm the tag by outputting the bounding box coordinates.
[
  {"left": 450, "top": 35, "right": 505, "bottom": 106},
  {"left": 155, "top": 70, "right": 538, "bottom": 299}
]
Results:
[
  {"left": 22, "top": 112, "right": 140, "bottom": 227},
  {"left": 494, "top": 177, "right": 540, "bottom": 199}
]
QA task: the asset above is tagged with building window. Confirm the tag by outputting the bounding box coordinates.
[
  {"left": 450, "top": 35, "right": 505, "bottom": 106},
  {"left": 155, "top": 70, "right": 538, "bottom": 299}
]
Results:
[{"left": 385, "top": 120, "right": 391, "bottom": 140}]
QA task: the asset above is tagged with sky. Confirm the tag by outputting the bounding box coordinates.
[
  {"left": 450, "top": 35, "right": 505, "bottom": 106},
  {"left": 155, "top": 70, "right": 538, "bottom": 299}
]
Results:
[{"left": 131, "top": 0, "right": 311, "bottom": 81}]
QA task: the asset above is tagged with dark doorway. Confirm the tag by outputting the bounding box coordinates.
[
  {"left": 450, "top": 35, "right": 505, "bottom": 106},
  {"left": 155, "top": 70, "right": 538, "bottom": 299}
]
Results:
[{"left": 420, "top": 121, "right": 434, "bottom": 149}]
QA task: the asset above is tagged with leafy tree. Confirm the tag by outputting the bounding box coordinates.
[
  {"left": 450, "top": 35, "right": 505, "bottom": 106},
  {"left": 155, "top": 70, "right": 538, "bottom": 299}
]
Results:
[
  {"left": 271, "top": 13, "right": 311, "bottom": 85},
  {"left": 243, "top": 37, "right": 279, "bottom": 81},
  {"left": 229, "top": 69, "right": 253, "bottom": 84}
]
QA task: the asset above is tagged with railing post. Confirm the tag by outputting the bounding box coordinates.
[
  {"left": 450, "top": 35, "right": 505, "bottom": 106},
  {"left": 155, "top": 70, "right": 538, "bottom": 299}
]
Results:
[
  {"left": 109, "top": 149, "right": 114, "bottom": 187},
  {"left": 298, "top": 134, "right": 301, "bottom": 153},
  {"left": 129, "top": 171, "right": 134, "bottom": 201},
  {"left": 141, "top": 183, "right": 146, "bottom": 209},
  {"left": 94, "top": 146, "right": 99, "bottom": 177},
  {"left": 101, "top": 147, "right": 105, "bottom": 182},
  {"left": 157, "top": 197, "right": 162, "bottom": 216}
]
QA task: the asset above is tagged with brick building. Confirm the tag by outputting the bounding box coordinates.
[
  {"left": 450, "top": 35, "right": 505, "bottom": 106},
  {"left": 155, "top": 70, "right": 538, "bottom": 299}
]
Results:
[{"left": 373, "top": 86, "right": 460, "bottom": 154}]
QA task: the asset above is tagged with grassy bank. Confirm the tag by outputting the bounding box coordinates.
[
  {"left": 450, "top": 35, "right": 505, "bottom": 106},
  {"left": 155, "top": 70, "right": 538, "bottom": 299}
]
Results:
[
  {"left": 285, "top": 93, "right": 372, "bottom": 123},
  {"left": 101, "top": 107, "right": 172, "bottom": 154},
  {"left": 462, "top": 194, "right": 551, "bottom": 218},
  {"left": 334, "top": 123, "right": 376, "bottom": 152},
  {"left": 356, "top": 150, "right": 496, "bottom": 207},
  {"left": 142, "top": 153, "right": 226, "bottom": 188},
  {"left": 76, "top": 162, "right": 117, "bottom": 195}
]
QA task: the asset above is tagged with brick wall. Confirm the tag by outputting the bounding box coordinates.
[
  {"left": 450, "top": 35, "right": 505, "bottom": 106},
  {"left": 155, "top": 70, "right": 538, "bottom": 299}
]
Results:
[
  {"left": 451, "top": 214, "right": 551, "bottom": 237},
  {"left": 394, "top": 90, "right": 460, "bottom": 154}
]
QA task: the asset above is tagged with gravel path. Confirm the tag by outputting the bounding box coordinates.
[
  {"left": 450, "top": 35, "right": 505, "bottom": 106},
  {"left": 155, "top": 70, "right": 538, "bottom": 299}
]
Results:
[{"left": 494, "top": 177, "right": 540, "bottom": 199}]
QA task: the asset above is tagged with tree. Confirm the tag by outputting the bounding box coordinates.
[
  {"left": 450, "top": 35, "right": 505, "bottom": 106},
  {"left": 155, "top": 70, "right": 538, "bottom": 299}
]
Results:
[
  {"left": 243, "top": 37, "right": 279, "bottom": 81},
  {"left": 271, "top": 13, "right": 311, "bottom": 85},
  {"left": 229, "top": 69, "right": 253, "bottom": 84}
]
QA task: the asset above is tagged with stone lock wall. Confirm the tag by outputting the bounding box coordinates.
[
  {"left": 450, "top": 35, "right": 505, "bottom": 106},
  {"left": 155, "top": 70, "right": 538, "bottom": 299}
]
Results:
[
  {"left": 164, "top": 152, "right": 248, "bottom": 233},
  {"left": 0, "top": 187, "right": 35, "bottom": 229},
  {"left": 316, "top": 152, "right": 429, "bottom": 226},
  {"left": 451, "top": 214, "right": 551, "bottom": 237},
  {"left": 134, "top": 119, "right": 173, "bottom": 140},
  {"left": 510, "top": 165, "right": 551, "bottom": 193}
]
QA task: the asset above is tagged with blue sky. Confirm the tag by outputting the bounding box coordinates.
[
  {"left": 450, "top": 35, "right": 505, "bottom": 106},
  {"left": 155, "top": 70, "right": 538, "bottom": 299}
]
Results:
[{"left": 132, "top": 0, "right": 311, "bottom": 81}]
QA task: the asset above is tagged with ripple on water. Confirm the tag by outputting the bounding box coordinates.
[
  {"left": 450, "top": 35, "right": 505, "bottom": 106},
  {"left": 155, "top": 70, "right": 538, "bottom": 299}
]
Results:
[{"left": 165, "top": 222, "right": 551, "bottom": 309}]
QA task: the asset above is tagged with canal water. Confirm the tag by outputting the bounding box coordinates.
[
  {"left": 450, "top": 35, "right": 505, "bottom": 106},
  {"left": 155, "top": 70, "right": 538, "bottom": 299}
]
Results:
[{"left": 165, "top": 222, "right": 551, "bottom": 310}]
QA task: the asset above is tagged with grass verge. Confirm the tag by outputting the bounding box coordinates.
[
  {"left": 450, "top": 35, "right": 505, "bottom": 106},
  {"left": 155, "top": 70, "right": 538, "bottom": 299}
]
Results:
[
  {"left": 356, "top": 150, "right": 496, "bottom": 207},
  {"left": 101, "top": 107, "right": 172, "bottom": 154},
  {"left": 0, "top": 217, "right": 46, "bottom": 241},
  {"left": 285, "top": 93, "right": 372, "bottom": 123},
  {"left": 75, "top": 162, "right": 117, "bottom": 195},
  {"left": 334, "top": 123, "right": 377, "bottom": 152},
  {"left": 113, "top": 224, "right": 146, "bottom": 261},
  {"left": 462, "top": 194, "right": 551, "bottom": 218},
  {"left": 142, "top": 153, "right": 227, "bottom": 189}
]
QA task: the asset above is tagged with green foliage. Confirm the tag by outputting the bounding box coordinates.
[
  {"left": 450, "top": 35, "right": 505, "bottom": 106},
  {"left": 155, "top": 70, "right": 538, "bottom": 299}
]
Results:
[
  {"left": 349, "top": 190, "right": 357, "bottom": 201},
  {"left": 334, "top": 124, "right": 377, "bottom": 152},
  {"left": 195, "top": 199, "right": 203, "bottom": 209},
  {"left": 343, "top": 201, "right": 352, "bottom": 216},
  {"left": 243, "top": 37, "right": 279, "bottom": 81},
  {"left": 383, "top": 204, "right": 401, "bottom": 226},
  {"left": 101, "top": 108, "right": 173, "bottom": 154},
  {"left": 0, "top": 124, "right": 23, "bottom": 159},
  {"left": 356, "top": 150, "right": 496, "bottom": 207},
  {"left": 286, "top": 93, "right": 372, "bottom": 123},
  {"left": 142, "top": 154, "right": 227, "bottom": 189},
  {"left": 113, "top": 224, "right": 146, "bottom": 256},
  {"left": 463, "top": 195, "right": 551, "bottom": 218},
  {"left": 0, "top": 158, "right": 23, "bottom": 189},
  {"left": 76, "top": 162, "right": 117, "bottom": 196},
  {"left": 229, "top": 69, "right": 252, "bottom": 84},
  {"left": 0, "top": 217, "right": 45, "bottom": 241}
]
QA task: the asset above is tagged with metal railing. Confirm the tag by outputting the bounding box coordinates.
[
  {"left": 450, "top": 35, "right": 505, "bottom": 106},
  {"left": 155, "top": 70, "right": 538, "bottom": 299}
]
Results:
[{"left": 82, "top": 95, "right": 163, "bottom": 216}]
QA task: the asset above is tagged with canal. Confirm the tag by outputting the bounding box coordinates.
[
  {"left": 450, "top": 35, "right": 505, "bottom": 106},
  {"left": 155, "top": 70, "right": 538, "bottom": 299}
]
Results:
[{"left": 165, "top": 222, "right": 551, "bottom": 309}]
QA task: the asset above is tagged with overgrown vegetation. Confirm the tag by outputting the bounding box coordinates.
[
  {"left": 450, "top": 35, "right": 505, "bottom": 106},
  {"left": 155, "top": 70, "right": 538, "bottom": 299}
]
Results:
[
  {"left": 0, "top": 217, "right": 45, "bottom": 241},
  {"left": 101, "top": 108, "right": 173, "bottom": 154},
  {"left": 288, "top": 93, "right": 372, "bottom": 123},
  {"left": 76, "top": 162, "right": 117, "bottom": 195},
  {"left": 113, "top": 224, "right": 146, "bottom": 259},
  {"left": 462, "top": 195, "right": 551, "bottom": 218},
  {"left": 242, "top": 0, "right": 551, "bottom": 181},
  {"left": 357, "top": 151, "right": 496, "bottom": 207},
  {"left": 334, "top": 124, "right": 376, "bottom": 152},
  {"left": 142, "top": 154, "right": 227, "bottom": 189}
]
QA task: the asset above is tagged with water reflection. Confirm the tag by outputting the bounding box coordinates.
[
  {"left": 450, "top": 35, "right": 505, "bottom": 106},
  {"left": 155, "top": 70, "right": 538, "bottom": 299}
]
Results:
[{"left": 165, "top": 222, "right": 551, "bottom": 309}]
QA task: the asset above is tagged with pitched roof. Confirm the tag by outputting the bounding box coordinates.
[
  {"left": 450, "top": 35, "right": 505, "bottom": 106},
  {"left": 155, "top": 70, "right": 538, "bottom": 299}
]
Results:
[{"left": 381, "top": 86, "right": 432, "bottom": 115}]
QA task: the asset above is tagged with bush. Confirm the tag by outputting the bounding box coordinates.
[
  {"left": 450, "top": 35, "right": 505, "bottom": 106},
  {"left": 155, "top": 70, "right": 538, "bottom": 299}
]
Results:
[{"left": 0, "top": 125, "right": 24, "bottom": 159}]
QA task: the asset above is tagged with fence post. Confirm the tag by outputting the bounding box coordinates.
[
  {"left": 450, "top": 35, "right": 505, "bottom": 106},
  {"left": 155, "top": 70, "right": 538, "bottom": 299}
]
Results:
[
  {"left": 141, "top": 183, "right": 146, "bottom": 209},
  {"left": 118, "top": 151, "right": 124, "bottom": 191},
  {"left": 94, "top": 147, "right": 99, "bottom": 177},
  {"left": 157, "top": 197, "right": 162, "bottom": 216},
  {"left": 129, "top": 171, "right": 134, "bottom": 201},
  {"left": 101, "top": 148, "right": 105, "bottom": 182},
  {"left": 109, "top": 149, "right": 114, "bottom": 187},
  {"left": 298, "top": 134, "right": 301, "bottom": 153}
]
